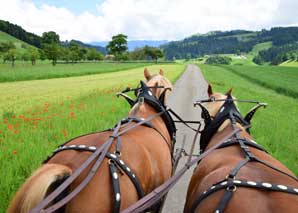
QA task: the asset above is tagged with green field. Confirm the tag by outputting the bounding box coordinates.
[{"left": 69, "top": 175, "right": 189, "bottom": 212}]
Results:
[
  {"left": 0, "top": 63, "right": 185, "bottom": 211},
  {"left": 219, "top": 65, "right": 298, "bottom": 98},
  {"left": 0, "top": 62, "right": 155, "bottom": 82},
  {"left": 200, "top": 64, "right": 298, "bottom": 175},
  {"left": 249, "top": 42, "right": 272, "bottom": 56},
  {"left": 280, "top": 60, "right": 298, "bottom": 67}
]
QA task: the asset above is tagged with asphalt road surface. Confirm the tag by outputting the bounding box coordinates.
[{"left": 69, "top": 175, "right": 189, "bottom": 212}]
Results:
[{"left": 163, "top": 64, "right": 208, "bottom": 212}]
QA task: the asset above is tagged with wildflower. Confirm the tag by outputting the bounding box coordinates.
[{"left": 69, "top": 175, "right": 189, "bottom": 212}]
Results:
[
  {"left": 14, "top": 130, "right": 18, "bottom": 135},
  {"left": 19, "top": 115, "right": 25, "bottom": 119},
  {"left": 12, "top": 150, "right": 17, "bottom": 155},
  {"left": 8, "top": 124, "right": 13, "bottom": 130},
  {"left": 62, "top": 129, "right": 68, "bottom": 137},
  {"left": 70, "top": 112, "right": 75, "bottom": 118}
]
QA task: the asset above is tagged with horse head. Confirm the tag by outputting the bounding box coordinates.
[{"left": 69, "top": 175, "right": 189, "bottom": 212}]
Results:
[
  {"left": 203, "top": 84, "right": 236, "bottom": 119},
  {"left": 143, "top": 68, "right": 173, "bottom": 106}
]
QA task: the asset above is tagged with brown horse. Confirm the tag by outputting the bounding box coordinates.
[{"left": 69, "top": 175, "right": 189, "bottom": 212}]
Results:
[
  {"left": 184, "top": 85, "right": 298, "bottom": 213},
  {"left": 8, "top": 68, "right": 175, "bottom": 213}
]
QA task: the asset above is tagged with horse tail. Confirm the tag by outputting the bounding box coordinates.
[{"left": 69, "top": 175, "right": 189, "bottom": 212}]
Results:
[{"left": 8, "top": 164, "right": 72, "bottom": 213}]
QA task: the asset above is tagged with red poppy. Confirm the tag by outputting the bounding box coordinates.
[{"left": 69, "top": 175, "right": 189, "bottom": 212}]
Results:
[{"left": 8, "top": 124, "right": 13, "bottom": 130}]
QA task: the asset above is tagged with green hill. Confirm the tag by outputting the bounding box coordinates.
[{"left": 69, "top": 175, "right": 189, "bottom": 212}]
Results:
[
  {"left": 0, "top": 31, "right": 37, "bottom": 53},
  {"left": 162, "top": 27, "right": 298, "bottom": 63}
]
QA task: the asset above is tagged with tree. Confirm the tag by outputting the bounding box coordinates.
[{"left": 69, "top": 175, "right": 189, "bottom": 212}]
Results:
[
  {"left": 87, "top": 48, "right": 103, "bottom": 61},
  {"left": 41, "top": 31, "right": 60, "bottom": 45},
  {"left": 4, "top": 48, "right": 18, "bottom": 67},
  {"left": 28, "top": 48, "right": 40, "bottom": 65},
  {"left": 41, "top": 31, "right": 60, "bottom": 65},
  {"left": 21, "top": 51, "right": 30, "bottom": 63},
  {"left": 253, "top": 55, "right": 265, "bottom": 65},
  {"left": 69, "top": 42, "right": 80, "bottom": 63},
  {"left": 144, "top": 46, "right": 164, "bottom": 63},
  {"left": 43, "top": 43, "right": 60, "bottom": 65},
  {"left": 106, "top": 34, "right": 128, "bottom": 60},
  {"left": 60, "top": 47, "right": 71, "bottom": 63}
]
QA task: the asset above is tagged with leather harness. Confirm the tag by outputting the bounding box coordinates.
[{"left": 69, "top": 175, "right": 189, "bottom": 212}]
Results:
[
  {"left": 32, "top": 82, "right": 177, "bottom": 213},
  {"left": 192, "top": 94, "right": 298, "bottom": 213}
]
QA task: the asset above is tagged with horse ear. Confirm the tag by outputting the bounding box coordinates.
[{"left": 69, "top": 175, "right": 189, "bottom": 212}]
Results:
[
  {"left": 144, "top": 68, "right": 151, "bottom": 80},
  {"left": 207, "top": 84, "right": 213, "bottom": 97},
  {"left": 159, "top": 69, "right": 164, "bottom": 76},
  {"left": 226, "top": 88, "right": 233, "bottom": 95}
]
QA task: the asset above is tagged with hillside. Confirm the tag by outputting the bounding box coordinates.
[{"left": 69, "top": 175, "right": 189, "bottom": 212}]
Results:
[
  {"left": 0, "top": 19, "right": 105, "bottom": 54},
  {"left": 0, "top": 31, "right": 37, "bottom": 53},
  {"left": 62, "top": 40, "right": 106, "bottom": 54},
  {"left": 162, "top": 27, "right": 298, "bottom": 61}
]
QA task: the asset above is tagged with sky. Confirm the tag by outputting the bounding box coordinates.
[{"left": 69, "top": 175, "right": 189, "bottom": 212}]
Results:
[{"left": 0, "top": 0, "right": 297, "bottom": 42}]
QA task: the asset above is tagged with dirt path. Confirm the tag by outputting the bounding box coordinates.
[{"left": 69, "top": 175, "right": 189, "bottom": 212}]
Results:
[{"left": 163, "top": 64, "right": 208, "bottom": 212}]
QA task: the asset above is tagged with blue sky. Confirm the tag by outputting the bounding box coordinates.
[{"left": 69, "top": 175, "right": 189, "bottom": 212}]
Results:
[
  {"left": 33, "top": 0, "right": 104, "bottom": 15},
  {"left": 0, "top": 0, "right": 298, "bottom": 42}
]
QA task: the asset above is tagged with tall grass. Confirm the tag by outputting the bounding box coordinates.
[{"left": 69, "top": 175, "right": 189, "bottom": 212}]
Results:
[
  {"left": 0, "top": 64, "right": 185, "bottom": 211},
  {"left": 199, "top": 64, "right": 298, "bottom": 175},
  {"left": 220, "top": 65, "right": 298, "bottom": 98}
]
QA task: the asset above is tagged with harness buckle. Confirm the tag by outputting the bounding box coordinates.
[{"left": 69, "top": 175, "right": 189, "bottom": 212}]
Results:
[
  {"left": 115, "top": 151, "right": 122, "bottom": 157},
  {"left": 226, "top": 174, "right": 235, "bottom": 180},
  {"left": 227, "top": 185, "right": 237, "bottom": 192}
]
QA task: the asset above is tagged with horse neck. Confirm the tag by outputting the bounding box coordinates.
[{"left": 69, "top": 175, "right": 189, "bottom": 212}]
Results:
[{"left": 128, "top": 102, "right": 171, "bottom": 143}]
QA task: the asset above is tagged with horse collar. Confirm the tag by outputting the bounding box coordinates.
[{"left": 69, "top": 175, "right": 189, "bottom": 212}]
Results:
[{"left": 199, "top": 94, "right": 249, "bottom": 152}]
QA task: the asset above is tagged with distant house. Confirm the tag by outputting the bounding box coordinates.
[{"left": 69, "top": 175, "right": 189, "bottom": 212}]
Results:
[{"left": 104, "top": 54, "right": 115, "bottom": 60}]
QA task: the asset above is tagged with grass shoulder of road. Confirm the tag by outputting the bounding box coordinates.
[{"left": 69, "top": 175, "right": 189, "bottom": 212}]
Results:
[
  {"left": 0, "top": 63, "right": 186, "bottom": 211},
  {"left": 199, "top": 64, "right": 298, "bottom": 175},
  {"left": 0, "top": 62, "right": 155, "bottom": 82},
  {"left": 219, "top": 64, "right": 298, "bottom": 98}
]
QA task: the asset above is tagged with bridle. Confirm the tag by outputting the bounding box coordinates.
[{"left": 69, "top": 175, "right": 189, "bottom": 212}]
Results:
[{"left": 189, "top": 94, "right": 298, "bottom": 213}]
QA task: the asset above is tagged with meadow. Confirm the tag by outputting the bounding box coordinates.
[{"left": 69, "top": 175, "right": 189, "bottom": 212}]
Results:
[
  {"left": 220, "top": 65, "right": 298, "bottom": 98},
  {"left": 0, "top": 63, "right": 185, "bottom": 211},
  {"left": 200, "top": 64, "right": 298, "bottom": 175},
  {"left": 0, "top": 62, "right": 153, "bottom": 82}
]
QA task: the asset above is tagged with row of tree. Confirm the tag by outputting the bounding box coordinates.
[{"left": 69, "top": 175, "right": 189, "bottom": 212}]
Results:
[{"left": 0, "top": 32, "right": 165, "bottom": 66}]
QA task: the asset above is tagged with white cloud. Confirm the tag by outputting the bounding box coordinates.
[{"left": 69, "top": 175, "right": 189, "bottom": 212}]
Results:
[{"left": 0, "top": 0, "right": 297, "bottom": 42}]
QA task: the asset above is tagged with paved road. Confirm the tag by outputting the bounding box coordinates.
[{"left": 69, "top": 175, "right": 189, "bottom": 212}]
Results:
[{"left": 163, "top": 64, "right": 208, "bottom": 212}]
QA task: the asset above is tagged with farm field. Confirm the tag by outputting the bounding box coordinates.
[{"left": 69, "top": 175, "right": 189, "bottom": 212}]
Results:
[
  {"left": 0, "top": 63, "right": 185, "bottom": 211},
  {"left": 0, "top": 62, "right": 154, "bottom": 82},
  {"left": 200, "top": 64, "right": 298, "bottom": 175},
  {"left": 219, "top": 65, "right": 298, "bottom": 98}
]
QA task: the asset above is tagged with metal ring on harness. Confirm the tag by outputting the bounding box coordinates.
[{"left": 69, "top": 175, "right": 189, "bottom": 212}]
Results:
[{"left": 227, "top": 185, "right": 237, "bottom": 192}]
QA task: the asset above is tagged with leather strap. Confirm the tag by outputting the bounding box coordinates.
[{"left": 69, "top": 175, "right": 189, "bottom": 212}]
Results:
[{"left": 121, "top": 128, "right": 243, "bottom": 213}]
